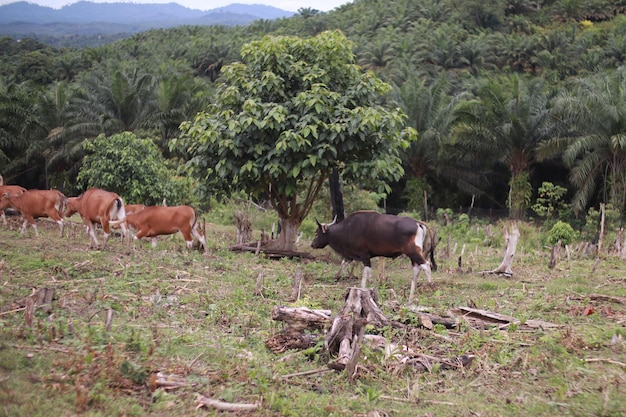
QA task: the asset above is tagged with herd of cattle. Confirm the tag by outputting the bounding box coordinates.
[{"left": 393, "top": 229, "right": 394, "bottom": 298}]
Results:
[
  {"left": 2, "top": 176, "right": 437, "bottom": 298},
  {"left": 0, "top": 176, "right": 206, "bottom": 252}
]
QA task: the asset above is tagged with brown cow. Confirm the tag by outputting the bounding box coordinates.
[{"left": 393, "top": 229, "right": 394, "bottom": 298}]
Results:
[
  {"left": 65, "top": 188, "right": 128, "bottom": 249},
  {"left": 0, "top": 184, "right": 27, "bottom": 225},
  {"left": 0, "top": 189, "right": 66, "bottom": 236},
  {"left": 110, "top": 205, "right": 206, "bottom": 251}
]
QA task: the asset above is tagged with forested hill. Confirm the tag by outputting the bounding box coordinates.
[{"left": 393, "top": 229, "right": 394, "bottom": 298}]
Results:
[
  {"left": 0, "top": 1, "right": 295, "bottom": 46},
  {"left": 2, "top": 0, "right": 626, "bottom": 219}
]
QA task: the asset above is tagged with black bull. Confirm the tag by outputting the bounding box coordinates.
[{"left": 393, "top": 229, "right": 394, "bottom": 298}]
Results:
[{"left": 311, "top": 211, "right": 437, "bottom": 303}]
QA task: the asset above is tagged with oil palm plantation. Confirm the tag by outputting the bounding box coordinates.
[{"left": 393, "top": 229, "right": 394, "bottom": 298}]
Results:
[
  {"left": 538, "top": 68, "right": 626, "bottom": 217},
  {"left": 444, "top": 75, "right": 558, "bottom": 218}
]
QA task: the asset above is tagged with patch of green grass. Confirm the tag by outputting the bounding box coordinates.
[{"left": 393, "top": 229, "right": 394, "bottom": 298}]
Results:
[{"left": 0, "top": 217, "right": 625, "bottom": 416}]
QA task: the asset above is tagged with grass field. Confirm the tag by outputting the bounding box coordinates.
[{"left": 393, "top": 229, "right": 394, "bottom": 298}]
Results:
[{"left": 0, "top": 214, "right": 625, "bottom": 416}]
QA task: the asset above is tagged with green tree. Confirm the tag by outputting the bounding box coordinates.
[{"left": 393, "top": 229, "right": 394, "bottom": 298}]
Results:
[
  {"left": 538, "top": 69, "right": 626, "bottom": 217},
  {"left": 174, "top": 30, "right": 416, "bottom": 250},
  {"left": 445, "top": 76, "right": 557, "bottom": 218},
  {"left": 78, "top": 132, "right": 192, "bottom": 206}
]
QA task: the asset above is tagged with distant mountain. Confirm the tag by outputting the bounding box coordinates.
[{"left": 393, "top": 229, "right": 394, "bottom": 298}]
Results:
[{"left": 0, "top": 1, "right": 295, "bottom": 39}]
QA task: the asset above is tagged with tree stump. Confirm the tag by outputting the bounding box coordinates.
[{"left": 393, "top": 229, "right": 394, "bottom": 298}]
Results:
[
  {"left": 325, "top": 287, "right": 389, "bottom": 371},
  {"left": 481, "top": 222, "right": 519, "bottom": 277},
  {"left": 234, "top": 210, "right": 252, "bottom": 245}
]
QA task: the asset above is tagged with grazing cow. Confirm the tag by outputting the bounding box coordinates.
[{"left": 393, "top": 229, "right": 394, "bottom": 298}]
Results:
[
  {"left": 311, "top": 211, "right": 437, "bottom": 303},
  {"left": 110, "top": 205, "right": 206, "bottom": 251},
  {"left": 0, "top": 184, "right": 27, "bottom": 225},
  {"left": 0, "top": 189, "right": 66, "bottom": 236},
  {"left": 65, "top": 188, "right": 128, "bottom": 249}
]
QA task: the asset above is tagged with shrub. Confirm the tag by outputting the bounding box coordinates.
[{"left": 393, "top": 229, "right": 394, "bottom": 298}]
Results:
[{"left": 546, "top": 221, "right": 578, "bottom": 246}]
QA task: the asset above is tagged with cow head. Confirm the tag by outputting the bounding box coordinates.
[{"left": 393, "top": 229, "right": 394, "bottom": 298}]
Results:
[
  {"left": 64, "top": 197, "right": 79, "bottom": 217},
  {"left": 311, "top": 216, "right": 337, "bottom": 249}
]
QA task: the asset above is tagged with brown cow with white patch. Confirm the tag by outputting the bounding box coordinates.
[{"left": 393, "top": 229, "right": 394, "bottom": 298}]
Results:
[
  {"left": 65, "top": 188, "right": 128, "bottom": 249},
  {"left": 0, "top": 189, "right": 66, "bottom": 236},
  {"left": 0, "top": 184, "right": 27, "bottom": 225},
  {"left": 110, "top": 205, "right": 206, "bottom": 251}
]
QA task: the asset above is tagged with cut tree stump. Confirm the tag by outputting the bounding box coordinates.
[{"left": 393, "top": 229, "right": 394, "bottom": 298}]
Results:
[
  {"left": 481, "top": 222, "right": 519, "bottom": 277},
  {"left": 325, "top": 287, "right": 389, "bottom": 371}
]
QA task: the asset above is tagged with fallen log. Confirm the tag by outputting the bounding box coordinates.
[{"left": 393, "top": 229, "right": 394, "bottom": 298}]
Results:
[
  {"left": 265, "top": 306, "right": 332, "bottom": 353},
  {"left": 195, "top": 394, "right": 260, "bottom": 412},
  {"left": 229, "top": 242, "right": 315, "bottom": 259}
]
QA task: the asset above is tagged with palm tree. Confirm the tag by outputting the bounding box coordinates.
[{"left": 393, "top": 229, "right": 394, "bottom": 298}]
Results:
[
  {"left": 444, "top": 76, "right": 558, "bottom": 217},
  {"left": 69, "top": 67, "right": 157, "bottom": 135},
  {"left": 398, "top": 73, "right": 470, "bottom": 209},
  {"left": 537, "top": 69, "right": 626, "bottom": 217}
]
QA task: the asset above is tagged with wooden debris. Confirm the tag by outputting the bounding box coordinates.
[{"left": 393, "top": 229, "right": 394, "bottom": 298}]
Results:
[
  {"left": 24, "top": 297, "right": 34, "bottom": 327},
  {"left": 450, "top": 306, "right": 560, "bottom": 330},
  {"left": 195, "top": 394, "right": 260, "bottom": 412},
  {"left": 589, "top": 294, "right": 626, "bottom": 305},
  {"left": 229, "top": 242, "right": 315, "bottom": 259},
  {"left": 291, "top": 267, "right": 303, "bottom": 301},
  {"left": 149, "top": 372, "right": 192, "bottom": 391},
  {"left": 270, "top": 306, "right": 331, "bottom": 332},
  {"left": 406, "top": 306, "right": 459, "bottom": 329},
  {"left": 105, "top": 308, "right": 114, "bottom": 332},
  {"left": 265, "top": 306, "right": 331, "bottom": 353},
  {"left": 254, "top": 272, "right": 264, "bottom": 296}
]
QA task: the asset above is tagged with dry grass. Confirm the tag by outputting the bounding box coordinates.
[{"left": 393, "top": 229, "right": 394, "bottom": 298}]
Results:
[{"left": 0, "top": 215, "right": 625, "bottom": 417}]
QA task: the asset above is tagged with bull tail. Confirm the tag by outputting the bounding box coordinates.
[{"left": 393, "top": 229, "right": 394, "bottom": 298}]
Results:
[
  {"left": 429, "top": 228, "right": 438, "bottom": 272},
  {"left": 108, "top": 198, "right": 127, "bottom": 225},
  {"left": 190, "top": 208, "right": 207, "bottom": 252}
]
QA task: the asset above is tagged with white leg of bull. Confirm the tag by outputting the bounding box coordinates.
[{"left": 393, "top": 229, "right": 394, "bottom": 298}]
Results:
[
  {"left": 192, "top": 225, "right": 206, "bottom": 252},
  {"left": 408, "top": 262, "right": 432, "bottom": 305},
  {"left": 57, "top": 219, "right": 64, "bottom": 237},
  {"left": 31, "top": 223, "right": 39, "bottom": 237},
  {"left": 1, "top": 211, "right": 6, "bottom": 225},
  {"left": 361, "top": 266, "right": 372, "bottom": 288},
  {"left": 152, "top": 238, "right": 158, "bottom": 248},
  {"left": 88, "top": 223, "right": 100, "bottom": 249},
  {"left": 19, "top": 219, "right": 32, "bottom": 235}
]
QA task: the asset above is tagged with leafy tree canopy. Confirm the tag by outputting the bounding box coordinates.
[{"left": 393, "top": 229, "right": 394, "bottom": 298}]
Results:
[
  {"left": 78, "top": 131, "right": 193, "bottom": 206},
  {"left": 174, "top": 30, "right": 416, "bottom": 250}
]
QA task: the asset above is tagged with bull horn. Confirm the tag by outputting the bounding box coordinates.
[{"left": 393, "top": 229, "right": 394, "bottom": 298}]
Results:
[
  {"left": 315, "top": 219, "right": 322, "bottom": 228},
  {"left": 328, "top": 215, "right": 337, "bottom": 227}
]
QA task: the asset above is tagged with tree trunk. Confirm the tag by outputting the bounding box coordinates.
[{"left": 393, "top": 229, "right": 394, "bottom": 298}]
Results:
[
  {"left": 274, "top": 217, "right": 301, "bottom": 252},
  {"left": 329, "top": 168, "right": 345, "bottom": 223}
]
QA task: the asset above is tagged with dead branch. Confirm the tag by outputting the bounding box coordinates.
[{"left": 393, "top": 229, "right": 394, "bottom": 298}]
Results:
[
  {"left": 278, "top": 368, "right": 335, "bottom": 380},
  {"left": 229, "top": 242, "right": 315, "bottom": 259},
  {"left": 584, "top": 358, "right": 626, "bottom": 368},
  {"left": 589, "top": 294, "right": 626, "bottom": 305},
  {"left": 195, "top": 394, "right": 260, "bottom": 412}
]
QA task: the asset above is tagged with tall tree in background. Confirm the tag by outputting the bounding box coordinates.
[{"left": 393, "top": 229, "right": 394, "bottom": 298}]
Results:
[
  {"left": 538, "top": 69, "right": 626, "bottom": 218},
  {"left": 175, "top": 30, "right": 416, "bottom": 251},
  {"left": 445, "top": 76, "right": 557, "bottom": 217}
]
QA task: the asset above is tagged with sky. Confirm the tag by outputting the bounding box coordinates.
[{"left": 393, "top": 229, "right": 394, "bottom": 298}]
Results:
[{"left": 0, "top": 0, "right": 353, "bottom": 12}]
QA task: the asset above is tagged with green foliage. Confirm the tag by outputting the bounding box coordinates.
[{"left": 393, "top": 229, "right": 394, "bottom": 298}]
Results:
[
  {"left": 531, "top": 181, "right": 570, "bottom": 222},
  {"left": 77, "top": 132, "right": 194, "bottom": 205},
  {"left": 174, "top": 30, "right": 415, "bottom": 249},
  {"left": 508, "top": 169, "right": 532, "bottom": 220},
  {"left": 403, "top": 177, "right": 432, "bottom": 217},
  {"left": 580, "top": 203, "right": 621, "bottom": 242},
  {"left": 546, "top": 220, "right": 578, "bottom": 246}
]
